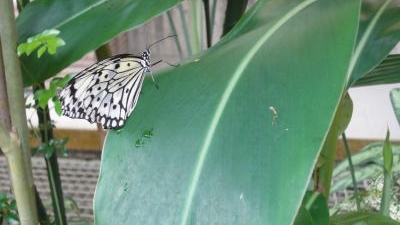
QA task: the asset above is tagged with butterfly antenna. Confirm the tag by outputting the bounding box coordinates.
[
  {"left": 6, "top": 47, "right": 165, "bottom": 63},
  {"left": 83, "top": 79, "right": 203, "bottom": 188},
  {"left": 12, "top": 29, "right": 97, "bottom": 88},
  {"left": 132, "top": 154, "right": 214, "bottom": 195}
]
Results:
[{"left": 147, "top": 35, "right": 178, "bottom": 51}]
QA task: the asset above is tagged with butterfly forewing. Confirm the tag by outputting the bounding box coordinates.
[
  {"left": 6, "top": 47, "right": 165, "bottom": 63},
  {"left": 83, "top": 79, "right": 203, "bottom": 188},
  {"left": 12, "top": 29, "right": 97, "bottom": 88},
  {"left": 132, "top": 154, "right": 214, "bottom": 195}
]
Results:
[{"left": 59, "top": 53, "right": 150, "bottom": 129}]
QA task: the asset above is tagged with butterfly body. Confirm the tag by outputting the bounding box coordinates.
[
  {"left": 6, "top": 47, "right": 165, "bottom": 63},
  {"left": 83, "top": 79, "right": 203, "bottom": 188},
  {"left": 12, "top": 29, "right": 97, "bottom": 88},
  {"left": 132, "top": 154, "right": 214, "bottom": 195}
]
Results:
[{"left": 59, "top": 51, "right": 152, "bottom": 129}]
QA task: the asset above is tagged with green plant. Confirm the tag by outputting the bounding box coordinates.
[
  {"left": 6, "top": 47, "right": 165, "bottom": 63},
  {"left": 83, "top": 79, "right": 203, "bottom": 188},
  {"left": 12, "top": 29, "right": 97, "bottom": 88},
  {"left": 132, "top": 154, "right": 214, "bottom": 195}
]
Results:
[
  {"left": 330, "top": 85, "right": 400, "bottom": 222},
  {"left": 19, "top": 28, "right": 71, "bottom": 224},
  {"left": 3, "top": 0, "right": 400, "bottom": 224},
  {"left": 17, "top": 29, "right": 65, "bottom": 58},
  {"left": 0, "top": 192, "right": 19, "bottom": 224}
]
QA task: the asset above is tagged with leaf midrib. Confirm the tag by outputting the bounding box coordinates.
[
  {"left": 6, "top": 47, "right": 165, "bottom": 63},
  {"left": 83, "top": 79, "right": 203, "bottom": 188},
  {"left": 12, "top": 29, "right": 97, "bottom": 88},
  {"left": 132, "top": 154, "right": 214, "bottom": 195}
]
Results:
[
  {"left": 179, "top": 0, "right": 319, "bottom": 224},
  {"left": 53, "top": 0, "right": 109, "bottom": 30}
]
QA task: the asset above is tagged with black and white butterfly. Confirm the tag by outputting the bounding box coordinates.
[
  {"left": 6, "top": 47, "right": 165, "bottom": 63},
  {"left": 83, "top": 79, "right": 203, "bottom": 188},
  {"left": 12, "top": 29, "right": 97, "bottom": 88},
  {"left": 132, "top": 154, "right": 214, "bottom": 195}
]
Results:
[{"left": 59, "top": 36, "right": 174, "bottom": 129}]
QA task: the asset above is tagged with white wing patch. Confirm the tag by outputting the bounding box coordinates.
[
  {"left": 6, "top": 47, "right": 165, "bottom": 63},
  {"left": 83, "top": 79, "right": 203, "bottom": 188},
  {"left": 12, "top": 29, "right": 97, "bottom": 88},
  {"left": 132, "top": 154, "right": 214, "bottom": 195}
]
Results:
[{"left": 59, "top": 53, "right": 150, "bottom": 129}]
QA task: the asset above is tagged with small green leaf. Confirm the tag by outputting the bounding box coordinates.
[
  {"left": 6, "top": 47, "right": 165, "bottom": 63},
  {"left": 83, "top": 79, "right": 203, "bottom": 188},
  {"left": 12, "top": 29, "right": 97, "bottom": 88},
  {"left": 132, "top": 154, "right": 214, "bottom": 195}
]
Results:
[
  {"left": 17, "top": 29, "right": 65, "bottom": 58},
  {"left": 17, "top": 41, "right": 41, "bottom": 56},
  {"left": 34, "top": 89, "right": 52, "bottom": 108},
  {"left": 37, "top": 45, "right": 47, "bottom": 58},
  {"left": 383, "top": 130, "right": 393, "bottom": 173},
  {"left": 34, "top": 76, "right": 71, "bottom": 110},
  {"left": 50, "top": 75, "right": 71, "bottom": 90},
  {"left": 52, "top": 96, "right": 63, "bottom": 116}
]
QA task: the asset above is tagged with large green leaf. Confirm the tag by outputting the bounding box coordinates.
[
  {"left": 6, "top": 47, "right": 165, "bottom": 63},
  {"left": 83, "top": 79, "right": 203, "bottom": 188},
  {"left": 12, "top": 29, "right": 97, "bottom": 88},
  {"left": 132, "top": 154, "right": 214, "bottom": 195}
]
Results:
[
  {"left": 354, "top": 54, "right": 400, "bottom": 87},
  {"left": 94, "top": 0, "right": 360, "bottom": 224},
  {"left": 16, "top": 0, "right": 182, "bottom": 86},
  {"left": 348, "top": 0, "right": 400, "bottom": 86}
]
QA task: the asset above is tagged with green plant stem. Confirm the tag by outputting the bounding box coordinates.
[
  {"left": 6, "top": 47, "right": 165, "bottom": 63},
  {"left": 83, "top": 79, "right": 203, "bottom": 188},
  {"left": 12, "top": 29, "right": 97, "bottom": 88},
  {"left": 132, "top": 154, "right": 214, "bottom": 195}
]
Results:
[
  {"left": 318, "top": 122, "right": 339, "bottom": 197},
  {"left": 166, "top": 10, "right": 184, "bottom": 60},
  {"left": 342, "top": 132, "right": 361, "bottom": 210},
  {"left": 319, "top": 94, "right": 352, "bottom": 197},
  {"left": 202, "top": 0, "right": 212, "bottom": 48},
  {"left": 35, "top": 187, "right": 51, "bottom": 224},
  {"left": 34, "top": 84, "right": 68, "bottom": 225},
  {"left": 0, "top": 0, "right": 34, "bottom": 177},
  {"left": 18, "top": 3, "right": 51, "bottom": 224},
  {"left": 0, "top": 1, "right": 39, "bottom": 224},
  {"left": 381, "top": 172, "right": 393, "bottom": 216},
  {"left": 380, "top": 130, "right": 393, "bottom": 216}
]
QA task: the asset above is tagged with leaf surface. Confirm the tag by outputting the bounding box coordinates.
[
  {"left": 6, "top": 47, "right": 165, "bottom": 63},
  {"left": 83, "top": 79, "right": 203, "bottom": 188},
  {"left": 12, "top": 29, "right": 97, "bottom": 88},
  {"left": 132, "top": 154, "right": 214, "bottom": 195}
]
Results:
[{"left": 94, "top": 0, "right": 361, "bottom": 224}]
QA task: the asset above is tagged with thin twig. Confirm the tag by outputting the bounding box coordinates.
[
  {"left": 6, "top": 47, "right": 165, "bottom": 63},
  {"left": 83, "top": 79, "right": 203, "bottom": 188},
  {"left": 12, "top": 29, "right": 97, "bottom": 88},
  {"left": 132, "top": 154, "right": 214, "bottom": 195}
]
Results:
[{"left": 342, "top": 132, "right": 361, "bottom": 210}]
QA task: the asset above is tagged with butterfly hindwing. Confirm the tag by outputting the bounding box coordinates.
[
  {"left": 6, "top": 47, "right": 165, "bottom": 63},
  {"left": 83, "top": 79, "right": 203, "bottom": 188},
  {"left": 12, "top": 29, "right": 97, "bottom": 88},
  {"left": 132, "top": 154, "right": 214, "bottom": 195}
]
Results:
[{"left": 59, "top": 53, "right": 150, "bottom": 129}]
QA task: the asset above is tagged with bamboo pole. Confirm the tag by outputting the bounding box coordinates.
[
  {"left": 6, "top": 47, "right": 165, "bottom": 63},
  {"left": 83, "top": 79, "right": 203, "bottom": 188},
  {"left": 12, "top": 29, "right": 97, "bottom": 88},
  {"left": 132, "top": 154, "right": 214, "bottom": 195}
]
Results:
[{"left": 0, "top": 1, "right": 39, "bottom": 224}]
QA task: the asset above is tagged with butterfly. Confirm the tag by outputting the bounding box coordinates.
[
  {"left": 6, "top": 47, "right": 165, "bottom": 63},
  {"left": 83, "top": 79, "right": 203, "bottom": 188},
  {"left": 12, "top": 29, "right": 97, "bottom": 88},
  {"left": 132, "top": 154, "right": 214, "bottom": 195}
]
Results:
[{"left": 59, "top": 36, "right": 175, "bottom": 129}]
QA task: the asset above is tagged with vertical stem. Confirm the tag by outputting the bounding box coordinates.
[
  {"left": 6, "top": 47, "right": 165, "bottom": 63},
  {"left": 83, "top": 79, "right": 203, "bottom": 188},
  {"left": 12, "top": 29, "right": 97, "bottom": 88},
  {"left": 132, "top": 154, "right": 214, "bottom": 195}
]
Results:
[
  {"left": 380, "top": 130, "right": 393, "bottom": 216},
  {"left": 0, "top": 0, "right": 34, "bottom": 178},
  {"left": 342, "top": 132, "right": 360, "bottom": 210},
  {"left": 34, "top": 84, "right": 68, "bottom": 225},
  {"left": 0, "top": 1, "right": 39, "bottom": 224},
  {"left": 35, "top": 187, "right": 51, "bottom": 224},
  {"left": 202, "top": 0, "right": 212, "bottom": 48},
  {"left": 319, "top": 93, "right": 352, "bottom": 198},
  {"left": 380, "top": 172, "right": 392, "bottom": 216}
]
